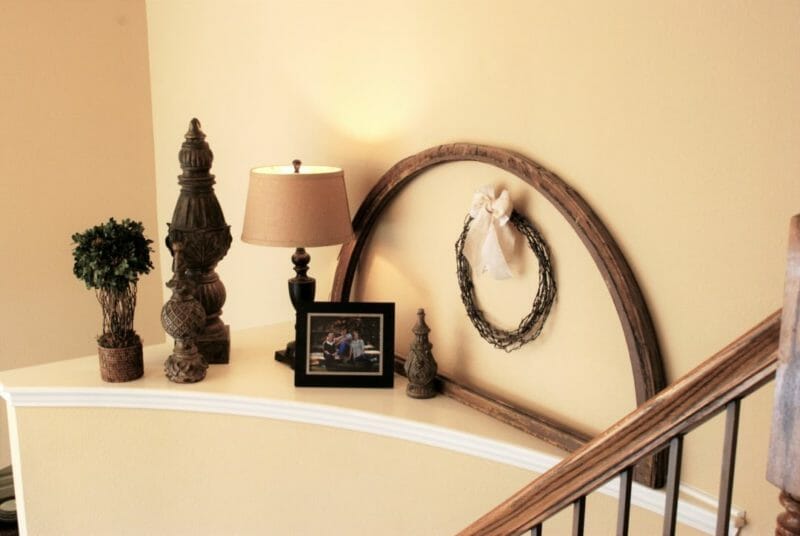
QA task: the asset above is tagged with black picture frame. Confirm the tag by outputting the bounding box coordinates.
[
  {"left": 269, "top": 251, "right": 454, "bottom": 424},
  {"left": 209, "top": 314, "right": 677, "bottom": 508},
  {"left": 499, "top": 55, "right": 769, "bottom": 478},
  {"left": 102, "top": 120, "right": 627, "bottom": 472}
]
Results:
[{"left": 294, "top": 301, "right": 395, "bottom": 388}]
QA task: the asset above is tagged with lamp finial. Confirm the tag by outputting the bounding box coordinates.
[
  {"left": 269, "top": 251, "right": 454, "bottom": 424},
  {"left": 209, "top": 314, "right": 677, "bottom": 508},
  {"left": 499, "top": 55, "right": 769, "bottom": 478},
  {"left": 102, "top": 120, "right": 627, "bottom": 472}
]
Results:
[{"left": 292, "top": 159, "right": 302, "bottom": 173}]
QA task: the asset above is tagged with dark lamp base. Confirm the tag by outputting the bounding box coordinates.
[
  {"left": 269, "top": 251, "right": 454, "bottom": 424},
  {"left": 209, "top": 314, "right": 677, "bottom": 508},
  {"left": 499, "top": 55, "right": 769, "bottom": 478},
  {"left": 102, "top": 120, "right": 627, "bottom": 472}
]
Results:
[{"left": 278, "top": 247, "right": 316, "bottom": 371}]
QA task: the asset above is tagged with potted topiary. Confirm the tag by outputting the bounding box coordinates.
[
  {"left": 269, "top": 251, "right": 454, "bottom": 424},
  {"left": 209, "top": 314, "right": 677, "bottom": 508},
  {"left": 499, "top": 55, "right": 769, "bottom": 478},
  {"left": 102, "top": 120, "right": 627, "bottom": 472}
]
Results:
[{"left": 72, "top": 217, "right": 154, "bottom": 382}]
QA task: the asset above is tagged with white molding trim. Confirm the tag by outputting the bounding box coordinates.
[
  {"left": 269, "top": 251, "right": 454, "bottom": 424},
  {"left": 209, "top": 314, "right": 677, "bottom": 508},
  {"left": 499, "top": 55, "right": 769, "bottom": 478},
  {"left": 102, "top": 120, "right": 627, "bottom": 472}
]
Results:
[{"left": 2, "top": 387, "right": 742, "bottom": 534}]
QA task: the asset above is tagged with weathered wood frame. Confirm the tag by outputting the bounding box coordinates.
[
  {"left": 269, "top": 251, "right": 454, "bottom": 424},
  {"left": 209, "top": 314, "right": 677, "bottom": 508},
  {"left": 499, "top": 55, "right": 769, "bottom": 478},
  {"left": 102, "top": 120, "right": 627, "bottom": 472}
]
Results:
[{"left": 331, "top": 143, "right": 667, "bottom": 487}]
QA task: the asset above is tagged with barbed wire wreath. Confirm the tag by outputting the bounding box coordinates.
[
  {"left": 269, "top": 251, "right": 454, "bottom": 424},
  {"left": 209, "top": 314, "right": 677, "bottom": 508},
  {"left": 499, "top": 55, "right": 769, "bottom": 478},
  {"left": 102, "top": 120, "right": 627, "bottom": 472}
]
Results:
[{"left": 455, "top": 209, "right": 557, "bottom": 351}]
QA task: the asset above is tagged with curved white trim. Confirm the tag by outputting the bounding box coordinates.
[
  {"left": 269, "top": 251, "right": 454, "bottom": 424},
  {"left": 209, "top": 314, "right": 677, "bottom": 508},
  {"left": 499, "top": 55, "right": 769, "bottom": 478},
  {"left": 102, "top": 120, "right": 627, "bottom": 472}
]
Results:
[{"left": 1, "top": 387, "right": 741, "bottom": 534}]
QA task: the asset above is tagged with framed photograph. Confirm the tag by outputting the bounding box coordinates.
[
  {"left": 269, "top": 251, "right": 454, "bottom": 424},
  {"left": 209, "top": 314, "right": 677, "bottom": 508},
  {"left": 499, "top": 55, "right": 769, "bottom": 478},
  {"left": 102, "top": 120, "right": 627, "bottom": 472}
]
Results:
[{"left": 295, "top": 302, "right": 395, "bottom": 388}]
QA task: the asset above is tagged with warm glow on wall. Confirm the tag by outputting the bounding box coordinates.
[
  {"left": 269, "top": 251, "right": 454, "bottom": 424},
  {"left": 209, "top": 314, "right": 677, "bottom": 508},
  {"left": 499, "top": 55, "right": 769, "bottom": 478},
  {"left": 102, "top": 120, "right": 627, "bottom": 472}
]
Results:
[
  {"left": 289, "top": 62, "right": 428, "bottom": 143},
  {"left": 269, "top": 4, "right": 430, "bottom": 143},
  {"left": 144, "top": 1, "right": 800, "bottom": 532}
]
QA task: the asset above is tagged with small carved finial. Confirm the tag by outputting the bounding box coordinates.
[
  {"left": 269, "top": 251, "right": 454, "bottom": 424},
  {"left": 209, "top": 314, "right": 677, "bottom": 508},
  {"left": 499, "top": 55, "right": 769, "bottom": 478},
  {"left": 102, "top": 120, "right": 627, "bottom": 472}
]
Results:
[
  {"left": 178, "top": 117, "right": 213, "bottom": 176},
  {"left": 185, "top": 118, "right": 206, "bottom": 140},
  {"left": 292, "top": 159, "right": 302, "bottom": 173},
  {"left": 405, "top": 308, "right": 437, "bottom": 399},
  {"left": 413, "top": 308, "right": 430, "bottom": 337}
]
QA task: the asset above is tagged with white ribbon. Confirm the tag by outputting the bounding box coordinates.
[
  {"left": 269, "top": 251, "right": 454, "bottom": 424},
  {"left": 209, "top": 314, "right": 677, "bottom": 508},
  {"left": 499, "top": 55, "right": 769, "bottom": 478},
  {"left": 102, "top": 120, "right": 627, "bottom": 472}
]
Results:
[{"left": 463, "top": 186, "right": 515, "bottom": 279}]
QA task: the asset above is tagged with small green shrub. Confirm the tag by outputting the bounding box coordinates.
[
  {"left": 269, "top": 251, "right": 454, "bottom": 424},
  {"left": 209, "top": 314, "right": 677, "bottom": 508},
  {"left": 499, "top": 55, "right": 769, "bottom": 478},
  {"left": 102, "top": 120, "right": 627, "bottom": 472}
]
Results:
[
  {"left": 72, "top": 218, "right": 153, "bottom": 291},
  {"left": 71, "top": 218, "right": 154, "bottom": 347}
]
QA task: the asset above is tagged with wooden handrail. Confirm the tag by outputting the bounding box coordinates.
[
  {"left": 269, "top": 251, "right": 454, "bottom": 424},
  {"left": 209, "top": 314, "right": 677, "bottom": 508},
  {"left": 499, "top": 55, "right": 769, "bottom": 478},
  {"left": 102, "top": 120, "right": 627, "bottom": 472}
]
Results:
[{"left": 459, "top": 309, "right": 781, "bottom": 536}]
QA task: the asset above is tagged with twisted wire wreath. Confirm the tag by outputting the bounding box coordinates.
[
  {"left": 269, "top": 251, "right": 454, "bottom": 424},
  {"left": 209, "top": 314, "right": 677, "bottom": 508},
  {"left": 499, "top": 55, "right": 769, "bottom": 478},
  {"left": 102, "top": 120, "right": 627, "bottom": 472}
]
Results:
[{"left": 455, "top": 210, "right": 557, "bottom": 352}]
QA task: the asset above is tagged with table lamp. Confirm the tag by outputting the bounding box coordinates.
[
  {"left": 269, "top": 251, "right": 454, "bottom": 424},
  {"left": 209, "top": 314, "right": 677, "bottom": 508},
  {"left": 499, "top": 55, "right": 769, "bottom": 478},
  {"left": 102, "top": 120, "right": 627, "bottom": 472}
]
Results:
[{"left": 241, "top": 159, "right": 353, "bottom": 365}]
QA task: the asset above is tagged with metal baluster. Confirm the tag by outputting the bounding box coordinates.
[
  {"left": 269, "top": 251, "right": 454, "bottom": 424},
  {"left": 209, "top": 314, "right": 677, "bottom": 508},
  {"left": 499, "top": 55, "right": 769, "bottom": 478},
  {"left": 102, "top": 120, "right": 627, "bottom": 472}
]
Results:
[
  {"left": 530, "top": 523, "right": 542, "bottom": 536},
  {"left": 572, "top": 496, "right": 586, "bottom": 536},
  {"left": 716, "top": 399, "right": 741, "bottom": 535},
  {"left": 663, "top": 435, "right": 684, "bottom": 536},
  {"left": 617, "top": 467, "right": 633, "bottom": 536}
]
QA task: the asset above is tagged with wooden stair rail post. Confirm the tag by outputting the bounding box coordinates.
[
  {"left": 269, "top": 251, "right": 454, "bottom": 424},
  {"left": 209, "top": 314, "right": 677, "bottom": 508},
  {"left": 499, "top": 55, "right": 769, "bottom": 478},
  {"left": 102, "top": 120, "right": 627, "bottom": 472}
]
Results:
[{"left": 767, "top": 214, "right": 800, "bottom": 535}]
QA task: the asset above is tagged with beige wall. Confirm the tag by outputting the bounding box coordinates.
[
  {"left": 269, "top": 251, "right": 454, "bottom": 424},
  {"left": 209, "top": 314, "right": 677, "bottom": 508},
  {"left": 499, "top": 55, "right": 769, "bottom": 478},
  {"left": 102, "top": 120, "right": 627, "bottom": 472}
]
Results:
[
  {"left": 1, "top": 0, "right": 797, "bottom": 533},
  {"left": 0, "top": 1, "right": 164, "bottom": 464},
  {"left": 146, "top": 1, "right": 800, "bottom": 533},
  {"left": 14, "top": 406, "right": 699, "bottom": 536}
]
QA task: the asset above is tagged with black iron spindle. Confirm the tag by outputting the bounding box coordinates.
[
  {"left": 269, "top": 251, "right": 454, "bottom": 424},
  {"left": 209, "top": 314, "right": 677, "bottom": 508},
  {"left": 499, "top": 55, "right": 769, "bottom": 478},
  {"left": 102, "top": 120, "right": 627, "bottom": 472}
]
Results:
[
  {"left": 616, "top": 467, "right": 633, "bottom": 536},
  {"left": 716, "top": 399, "right": 741, "bottom": 535},
  {"left": 572, "top": 496, "right": 586, "bottom": 536},
  {"left": 662, "top": 435, "right": 684, "bottom": 536},
  {"left": 530, "top": 523, "right": 542, "bottom": 536}
]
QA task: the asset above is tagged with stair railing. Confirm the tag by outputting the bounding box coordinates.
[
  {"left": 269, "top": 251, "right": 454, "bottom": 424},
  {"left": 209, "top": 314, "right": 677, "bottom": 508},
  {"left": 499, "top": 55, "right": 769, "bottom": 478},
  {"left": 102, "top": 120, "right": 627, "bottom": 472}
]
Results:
[
  {"left": 458, "top": 309, "right": 780, "bottom": 535},
  {"left": 461, "top": 214, "right": 800, "bottom": 535}
]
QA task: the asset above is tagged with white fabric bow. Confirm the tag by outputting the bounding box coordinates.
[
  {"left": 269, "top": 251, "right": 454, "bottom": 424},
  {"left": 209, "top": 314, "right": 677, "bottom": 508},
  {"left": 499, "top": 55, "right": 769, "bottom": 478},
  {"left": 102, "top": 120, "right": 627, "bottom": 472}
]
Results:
[{"left": 463, "top": 186, "right": 515, "bottom": 279}]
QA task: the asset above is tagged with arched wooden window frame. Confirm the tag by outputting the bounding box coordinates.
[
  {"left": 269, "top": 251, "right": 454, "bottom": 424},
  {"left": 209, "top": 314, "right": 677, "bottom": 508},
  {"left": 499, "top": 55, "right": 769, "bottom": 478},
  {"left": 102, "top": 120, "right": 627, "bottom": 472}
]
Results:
[{"left": 331, "top": 143, "right": 667, "bottom": 487}]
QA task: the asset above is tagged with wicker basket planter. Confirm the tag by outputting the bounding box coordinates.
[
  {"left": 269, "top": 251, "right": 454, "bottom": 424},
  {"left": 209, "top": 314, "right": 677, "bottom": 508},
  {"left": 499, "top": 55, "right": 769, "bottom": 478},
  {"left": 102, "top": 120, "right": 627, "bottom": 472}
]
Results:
[{"left": 98, "top": 341, "right": 143, "bottom": 383}]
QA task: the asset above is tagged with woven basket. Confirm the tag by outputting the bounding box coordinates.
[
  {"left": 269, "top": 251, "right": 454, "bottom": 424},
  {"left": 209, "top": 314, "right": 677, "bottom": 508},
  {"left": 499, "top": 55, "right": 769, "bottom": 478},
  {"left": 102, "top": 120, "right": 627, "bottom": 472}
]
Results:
[{"left": 98, "top": 342, "right": 143, "bottom": 382}]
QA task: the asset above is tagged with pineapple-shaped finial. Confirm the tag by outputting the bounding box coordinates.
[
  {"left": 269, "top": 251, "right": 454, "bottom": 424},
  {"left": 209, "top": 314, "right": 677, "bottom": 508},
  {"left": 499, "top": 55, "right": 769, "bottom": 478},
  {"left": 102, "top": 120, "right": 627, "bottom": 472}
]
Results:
[{"left": 161, "top": 243, "right": 208, "bottom": 383}]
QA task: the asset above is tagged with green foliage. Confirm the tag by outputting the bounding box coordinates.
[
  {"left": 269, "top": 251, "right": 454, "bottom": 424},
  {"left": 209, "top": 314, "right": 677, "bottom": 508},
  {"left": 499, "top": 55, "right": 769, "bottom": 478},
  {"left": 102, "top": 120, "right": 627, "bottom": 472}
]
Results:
[{"left": 71, "top": 218, "right": 154, "bottom": 292}]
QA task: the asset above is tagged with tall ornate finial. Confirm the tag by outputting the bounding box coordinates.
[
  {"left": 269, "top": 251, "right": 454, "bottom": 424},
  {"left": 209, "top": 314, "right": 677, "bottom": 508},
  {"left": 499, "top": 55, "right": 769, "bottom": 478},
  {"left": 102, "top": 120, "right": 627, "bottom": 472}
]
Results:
[
  {"left": 405, "top": 308, "right": 438, "bottom": 398},
  {"left": 166, "top": 118, "right": 232, "bottom": 364}
]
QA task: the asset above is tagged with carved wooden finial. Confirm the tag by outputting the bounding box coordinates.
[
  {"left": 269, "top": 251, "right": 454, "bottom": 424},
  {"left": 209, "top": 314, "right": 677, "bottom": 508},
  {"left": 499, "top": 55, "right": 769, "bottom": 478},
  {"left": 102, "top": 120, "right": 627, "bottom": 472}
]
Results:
[
  {"left": 405, "top": 308, "right": 437, "bottom": 399},
  {"left": 185, "top": 118, "right": 205, "bottom": 140},
  {"left": 178, "top": 117, "right": 213, "bottom": 177},
  {"left": 168, "top": 119, "right": 231, "bottom": 364},
  {"left": 412, "top": 308, "right": 431, "bottom": 337}
]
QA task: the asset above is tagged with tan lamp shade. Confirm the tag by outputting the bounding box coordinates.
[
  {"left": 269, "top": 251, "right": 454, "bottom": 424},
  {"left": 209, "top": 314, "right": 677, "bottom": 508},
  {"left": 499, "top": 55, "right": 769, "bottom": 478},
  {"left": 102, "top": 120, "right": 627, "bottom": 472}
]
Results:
[{"left": 241, "top": 164, "right": 353, "bottom": 248}]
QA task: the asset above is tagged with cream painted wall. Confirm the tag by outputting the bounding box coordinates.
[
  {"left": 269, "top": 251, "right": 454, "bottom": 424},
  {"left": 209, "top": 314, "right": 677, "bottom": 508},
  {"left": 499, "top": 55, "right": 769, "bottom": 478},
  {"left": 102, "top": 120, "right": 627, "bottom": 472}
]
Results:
[
  {"left": 4, "top": 0, "right": 795, "bottom": 531},
  {"left": 14, "top": 406, "right": 700, "bottom": 536},
  {"left": 146, "top": 1, "right": 800, "bottom": 533},
  {"left": 0, "top": 1, "right": 164, "bottom": 464}
]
